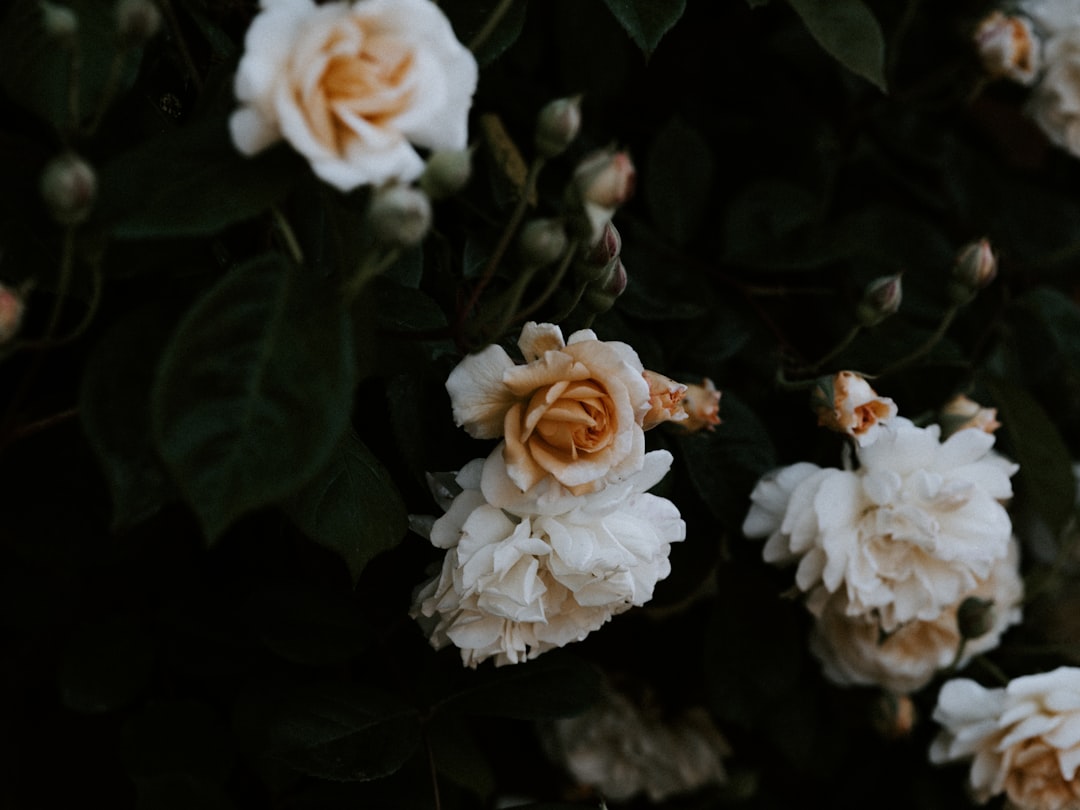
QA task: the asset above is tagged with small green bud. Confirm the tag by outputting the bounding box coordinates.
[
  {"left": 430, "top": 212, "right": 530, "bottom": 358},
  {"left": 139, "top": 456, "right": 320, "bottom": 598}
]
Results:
[
  {"left": 957, "top": 596, "right": 996, "bottom": 640},
  {"left": 40, "top": 2, "right": 78, "bottom": 41},
  {"left": 419, "top": 148, "right": 472, "bottom": 200},
  {"left": 517, "top": 218, "right": 568, "bottom": 267},
  {"left": 367, "top": 185, "right": 432, "bottom": 247},
  {"left": 40, "top": 152, "right": 97, "bottom": 225},
  {"left": 534, "top": 95, "right": 582, "bottom": 158},
  {"left": 856, "top": 273, "right": 903, "bottom": 327},
  {"left": 950, "top": 238, "right": 997, "bottom": 304},
  {"left": 115, "top": 0, "right": 162, "bottom": 47},
  {"left": 581, "top": 259, "right": 627, "bottom": 314}
]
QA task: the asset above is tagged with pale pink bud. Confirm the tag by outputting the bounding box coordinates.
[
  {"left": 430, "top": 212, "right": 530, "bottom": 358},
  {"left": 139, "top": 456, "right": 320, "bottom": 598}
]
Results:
[
  {"left": 0, "top": 283, "right": 26, "bottom": 343},
  {"left": 953, "top": 238, "right": 997, "bottom": 292},
  {"left": 584, "top": 221, "right": 622, "bottom": 267},
  {"left": 40, "top": 152, "right": 97, "bottom": 225},
  {"left": 517, "top": 218, "right": 568, "bottom": 266},
  {"left": 855, "top": 273, "right": 902, "bottom": 326},
  {"left": 574, "top": 148, "right": 635, "bottom": 210},
  {"left": 534, "top": 95, "right": 582, "bottom": 158},
  {"left": 115, "top": 0, "right": 162, "bottom": 47},
  {"left": 420, "top": 148, "right": 472, "bottom": 200},
  {"left": 642, "top": 370, "right": 688, "bottom": 430},
  {"left": 367, "top": 185, "right": 432, "bottom": 246},
  {"left": 602, "top": 258, "right": 627, "bottom": 297},
  {"left": 974, "top": 11, "right": 1040, "bottom": 85},
  {"left": 939, "top": 394, "right": 1001, "bottom": 438},
  {"left": 811, "top": 371, "right": 897, "bottom": 446},
  {"left": 677, "top": 378, "right": 722, "bottom": 433}
]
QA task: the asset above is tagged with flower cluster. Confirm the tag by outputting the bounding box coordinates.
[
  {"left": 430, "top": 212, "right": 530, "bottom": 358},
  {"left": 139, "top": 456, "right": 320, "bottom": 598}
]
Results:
[
  {"left": 932, "top": 667, "right": 1080, "bottom": 810},
  {"left": 744, "top": 381, "right": 1023, "bottom": 694},
  {"left": 543, "top": 684, "right": 730, "bottom": 803},
  {"left": 413, "top": 323, "right": 699, "bottom": 666},
  {"left": 975, "top": 0, "right": 1080, "bottom": 158}
]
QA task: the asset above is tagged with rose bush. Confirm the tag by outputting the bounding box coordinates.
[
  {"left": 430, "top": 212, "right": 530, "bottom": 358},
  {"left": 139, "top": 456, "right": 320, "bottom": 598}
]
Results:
[{"left": 230, "top": 0, "right": 477, "bottom": 189}]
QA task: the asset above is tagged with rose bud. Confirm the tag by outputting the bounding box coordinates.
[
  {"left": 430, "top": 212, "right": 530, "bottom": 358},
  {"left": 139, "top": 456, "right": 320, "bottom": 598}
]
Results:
[
  {"left": 939, "top": 394, "right": 1001, "bottom": 438},
  {"left": 585, "top": 221, "right": 622, "bottom": 267},
  {"left": 41, "top": 2, "right": 78, "bottom": 41},
  {"left": 574, "top": 147, "right": 635, "bottom": 210},
  {"left": 957, "top": 596, "right": 997, "bottom": 641},
  {"left": 517, "top": 218, "right": 568, "bottom": 267},
  {"left": 871, "top": 693, "right": 917, "bottom": 740},
  {"left": 0, "top": 283, "right": 26, "bottom": 343},
  {"left": 642, "top": 370, "right": 688, "bottom": 430},
  {"left": 40, "top": 152, "right": 97, "bottom": 225},
  {"left": 115, "top": 0, "right": 162, "bottom": 47},
  {"left": 949, "top": 238, "right": 997, "bottom": 304},
  {"left": 855, "top": 273, "right": 903, "bottom": 327},
  {"left": 677, "top": 378, "right": 722, "bottom": 433},
  {"left": 367, "top": 184, "right": 432, "bottom": 247},
  {"left": 811, "top": 371, "right": 897, "bottom": 447},
  {"left": 420, "top": 148, "right": 472, "bottom": 200},
  {"left": 974, "top": 11, "right": 1040, "bottom": 85},
  {"left": 534, "top": 95, "right": 582, "bottom": 158}
]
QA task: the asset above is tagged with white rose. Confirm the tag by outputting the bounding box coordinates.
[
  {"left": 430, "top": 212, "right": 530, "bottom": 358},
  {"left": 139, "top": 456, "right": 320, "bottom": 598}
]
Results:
[
  {"left": 743, "top": 418, "right": 1017, "bottom": 632},
  {"left": 230, "top": 0, "right": 478, "bottom": 190},
  {"left": 445, "top": 321, "right": 651, "bottom": 493},
  {"left": 810, "top": 538, "right": 1024, "bottom": 695},
  {"left": 544, "top": 689, "right": 730, "bottom": 803},
  {"left": 1022, "top": 0, "right": 1080, "bottom": 36},
  {"left": 931, "top": 667, "right": 1080, "bottom": 809},
  {"left": 412, "top": 449, "right": 685, "bottom": 667},
  {"left": 1027, "top": 29, "right": 1080, "bottom": 158}
]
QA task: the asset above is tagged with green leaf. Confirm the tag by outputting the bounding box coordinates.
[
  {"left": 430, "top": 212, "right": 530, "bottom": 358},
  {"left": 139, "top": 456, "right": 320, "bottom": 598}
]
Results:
[
  {"left": 0, "top": 0, "right": 140, "bottom": 132},
  {"left": 438, "top": 652, "right": 603, "bottom": 720},
  {"left": 786, "top": 0, "right": 886, "bottom": 91},
  {"left": 282, "top": 431, "right": 407, "bottom": 584},
  {"left": 242, "top": 684, "right": 421, "bottom": 782},
  {"left": 80, "top": 303, "right": 181, "bottom": 530},
  {"left": 440, "top": 0, "right": 529, "bottom": 66},
  {"left": 96, "top": 114, "right": 305, "bottom": 238},
  {"left": 602, "top": 0, "right": 687, "bottom": 54},
  {"left": 427, "top": 713, "right": 495, "bottom": 799},
  {"left": 152, "top": 254, "right": 356, "bottom": 541},
  {"left": 121, "top": 701, "right": 234, "bottom": 785},
  {"left": 675, "top": 393, "right": 777, "bottom": 530},
  {"left": 1019, "top": 288, "right": 1080, "bottom": 373},
  {"left": 58, "top": 618, "right": 155, "bottom": 714},
  {"left": 645, "top": 117, "right": 715, "bottom": 246},
  {"left": 983, "top": 375, "right": 1076, "bottom": 538}
]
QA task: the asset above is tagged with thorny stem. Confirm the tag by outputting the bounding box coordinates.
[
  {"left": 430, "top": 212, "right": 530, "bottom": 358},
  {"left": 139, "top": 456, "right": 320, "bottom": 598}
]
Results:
[
  {"left": 875, "top": 306, "right": 958, "bottom": 378},
  {"left": 2, "top": 407, "right": 78, "bottom": 448},
  {"left": 424, "top": 729, "right": 442, "bottom": 810},
  {"left": 159, "top": 0, "right": 203, "bottom": 93},
  {"left": 22, "top": 257, "right": 104, "bottom": 350},
  {"left": 344, "top": 247, "right": 401, "bottom": 300},
  {"left": 800, "top": 323, "right": 863, "bottom": 376},
  {"left": 468, "top": 0, "right": 516, "bottom": 53},
  {"left": 972, "top": 654, "right": 1010, "bottom": 686},
  {"left": 83, "top": 50, "right": 129, "bottom": 136}
]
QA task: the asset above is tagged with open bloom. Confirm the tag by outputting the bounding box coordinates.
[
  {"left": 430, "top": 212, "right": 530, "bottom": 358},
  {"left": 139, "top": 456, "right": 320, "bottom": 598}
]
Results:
[
  {"left": 544, "top": 687, "right": 729, "bottom": 802},
  {"left": 975, "top": 10, "right": 1042, "bottom": 84},
  {"left": 810, "top": 538, "right": 1023, "bottom": 695},
  {"left": 445, "top": 322, "right": 651, "bottom": 493},
  {"left": 811, "top": 371, "right": 897, "bottom": 447},
  {"left": 743, "top": 418, "right": 1017, "bottom": 632},
  {"left": 230, "top": 0, "right": 478, "bottom": 190},
  {"left": 931, "top": 667, "right": 1080, "bottom": 809},
  {"left": 412, "top": 450, "right": 684, "bottom": 667}
]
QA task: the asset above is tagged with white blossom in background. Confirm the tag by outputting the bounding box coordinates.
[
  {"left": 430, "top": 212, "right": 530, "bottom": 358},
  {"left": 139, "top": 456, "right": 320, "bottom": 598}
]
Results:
[
  {"left": 743, "top": 417, "right": 1017, "bottom": 632},
  {"left": 230, "top": 0, "right": 477, "bottom": 190},
  {"left": 544, "top": 688, "right": 730, "bottom": 803},
  {"left": 810, "top": 538, "right": 1024, "bottom": 695},
  {"left": 931, "top": 667, "right": 1080, "bottom": 810},
  {"left": 411, "top": 450, "right": 684, "bottom": 667}
]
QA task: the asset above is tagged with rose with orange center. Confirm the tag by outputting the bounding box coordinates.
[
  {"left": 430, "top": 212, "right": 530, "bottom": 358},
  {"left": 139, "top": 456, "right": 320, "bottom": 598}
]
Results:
[
  {"left": 811, "top": 370, "right": 897, "bottom": 447},
  {"left": 230, "top": 0, "right": 477, "bottom": 190},
  {"left": 445, "top": 322, "right": 652, "bottom": 493}
]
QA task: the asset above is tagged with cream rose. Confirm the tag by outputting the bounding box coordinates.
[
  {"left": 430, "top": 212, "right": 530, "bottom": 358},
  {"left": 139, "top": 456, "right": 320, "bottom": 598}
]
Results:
[
  {"left": 975, "top": 11, "right": 1042, "bottom": 85},
  {"left": 230, "top": 0, "right": 478, "bottom": 190},
  {"left": 1027, "top": 30, "right": 1080, "bottom": 158},
  {"left": 411, "top": 449, "right": 684, "bottom": 667},
  {"left": 743, "top": 418, "right": 1018, "bottom": 632},
  {"left": 931, "top": 667, "right": 1080, "bottom": 810},
  {"left": 445, "top": 322, "right": 652, "bottom": 492},
  {"left": 810, "top": 538, "right": 1023, "bottom": 695}
]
